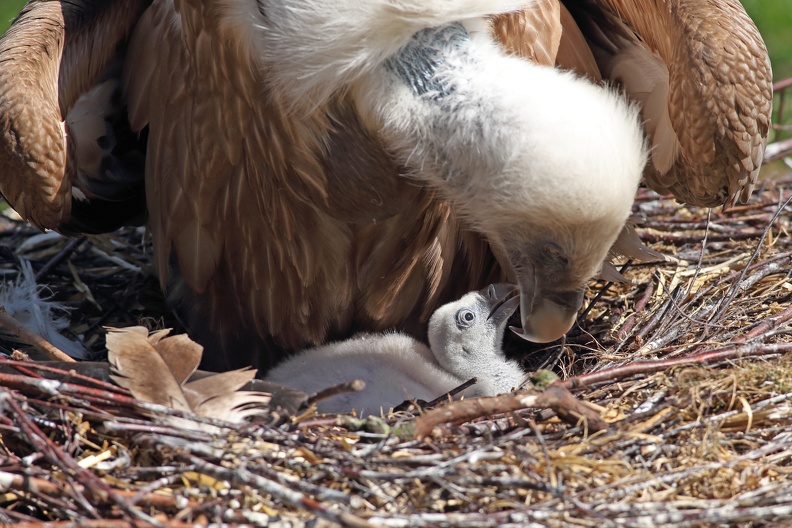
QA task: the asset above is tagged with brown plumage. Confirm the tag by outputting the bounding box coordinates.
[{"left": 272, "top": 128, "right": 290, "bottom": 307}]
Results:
[
  {"left": 493, "top": 0, "right": 772, "bottom": 205},
  {"left": 0, "top": 0, "right": 772, "bottom": 372}
]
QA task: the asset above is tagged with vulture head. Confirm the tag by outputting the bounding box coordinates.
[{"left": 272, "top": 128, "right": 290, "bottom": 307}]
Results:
[
  {"left": 344, "top": 19, "right": 648, "bottom": 342},
  {"left": 216, "top": 0, "right": 649, "bottom": 345}
]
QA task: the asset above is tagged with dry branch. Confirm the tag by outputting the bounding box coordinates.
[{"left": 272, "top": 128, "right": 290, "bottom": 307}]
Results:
[
  {"left": 0, "top": 307, "right": 74, "bottom": 362},
  {"left": 181, "top": 454, "right": 375, "bottom": 528},
  {"left": 414, "top": 382, "right": 608, "bottom": 438},
  {"left": 564, "top": 343, "right": 792, "bottom": 390},
  {"left": 0, "top": 471, "right": 197, "bottom": 511}
]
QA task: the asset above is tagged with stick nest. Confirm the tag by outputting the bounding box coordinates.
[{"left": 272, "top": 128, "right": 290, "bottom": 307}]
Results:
[{"left": 2, "top": 141, "right": 792, "bottom": 527}]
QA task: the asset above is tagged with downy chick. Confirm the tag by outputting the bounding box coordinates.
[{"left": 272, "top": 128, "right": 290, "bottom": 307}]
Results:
[{"left": 266, "top": 284, "right": 523, "bottom": 416}]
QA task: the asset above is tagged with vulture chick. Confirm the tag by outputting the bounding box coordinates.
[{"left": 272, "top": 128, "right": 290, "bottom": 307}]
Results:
[
  {"left": 0, "top": 0, "right": 772, "bottom": 373},
  {"left": 266, "top": 284, "right": 524, "bottom": 416}
]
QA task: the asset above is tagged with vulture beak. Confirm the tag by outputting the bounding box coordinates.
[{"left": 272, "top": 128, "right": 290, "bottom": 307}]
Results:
[
  {"left": 511, "top": 268, "right": 584, "bottom": 343},
  {"left": 481, "top": 283, "right": 521, "bottom": 328}
]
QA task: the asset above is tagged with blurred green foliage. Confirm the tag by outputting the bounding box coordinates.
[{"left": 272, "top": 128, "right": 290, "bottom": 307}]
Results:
[
  {"left": 1, "top": 1, "right": 24, "bottom": 32},
  {"left": 742, "top": 0, "right": 792, "bottom": 80},
  {"left": 741, "top": 1, "right": 792, "bottom": 143}
]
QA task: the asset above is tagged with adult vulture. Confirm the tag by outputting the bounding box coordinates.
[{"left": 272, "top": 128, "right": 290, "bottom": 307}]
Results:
[{"left": 0, "top": 0, "right": 772, "bottom": 372}]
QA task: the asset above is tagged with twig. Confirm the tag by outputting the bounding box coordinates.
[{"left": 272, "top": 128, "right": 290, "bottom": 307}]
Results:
[
  {"left": 10, "top": 522, "right": 212, "bottom": 528},
  {"left": 2, "top": 392, "right": 162, "bottom": 526},
  {"left": 413, "top": 383, "right": 608, "bottom": 438},
  {"left": 0, "top": 470, "right": 198, "bottom": 511},
  {"left": 663, "top": 394, "right": 792, "bottom": 439},
  {"left": 615, "top": 281, "right": 655, "bottom": 341},
  {"left": 425, "top": 377, "right": 478, "bottom": 407},
  {"left": 640, "top": 230, "right": 766, "bottom": 244},
  {"left": 685, "top": 209, "right": 711, "bottom": 300},
  {"left": 253, "top": 463, "right": 354, "bottom": 505},
  {"left": 0, "top": 307, "right": 74, "bottom": 362},
  {"left": 738, "top": 302, "right": 792, "bottom": 342},
  {"left": 711, "top": 194, "right": 792, "bottom": 324},
  {"left": 612, "top": 283, "right": 681, "bottom": 356},
  {"left": 34, "top": 236, "right": 87, "bottom": 282},
  {"left": 579, "top": 261, "right": 633, "bottom": 322},
  {"left": 306, "top": 379, "right": 366, "bottom": 407},
  {"left": 0, "top": 371, "right": 258, "bottom": 434},
  {"left": 181, "top": 454, "right": 374, "bottom": 528},
  {"left": 527, "top": 418, "right": 555, "bottom": 487},
  {"left": 0, "top": 358, "right": 130, "bottom": 394},
  {"left": 563, "top": 342, "right": 792, "bottom": 390}
]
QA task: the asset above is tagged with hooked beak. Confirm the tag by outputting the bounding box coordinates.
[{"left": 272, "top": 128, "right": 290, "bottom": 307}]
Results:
[
  {"left": 512, "top": 293, "right": 582, "bottom": 342},
  {"left": 480, "top": 283, "right": 520, "bottom": 328},
  {"left": 510, "top": 267, "right": 584, "bottom": 343}
]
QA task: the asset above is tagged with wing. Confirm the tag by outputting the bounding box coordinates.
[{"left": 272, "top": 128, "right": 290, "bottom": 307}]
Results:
[
  {"left": 0, "top": 0, "right": 150, "bottom": 230},
  {"left": 123, "top": 0, "right": 361, "bottom": 365},
  {"left": 491, "top": 0, "right": 601, "bottom": 80},
  {"left": 491, "top": 1, "right": 563, "bottom": 67},
  {"left": 494, "top": 0, "right": 772, "bottom": 207},
  {"left": 568, "top": 0, "right": 772, "bottom": 207},
  {"left": 122, "top": 1, "right": 502, "bottom": 370}
]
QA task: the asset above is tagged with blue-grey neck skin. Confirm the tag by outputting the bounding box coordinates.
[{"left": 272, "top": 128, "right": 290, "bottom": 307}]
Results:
[
  {"left": 386, "top": 23, "right": 470, "bottom": 99},
  {"left": 382, "top": 22, "right": 490, "bottom": 185}
]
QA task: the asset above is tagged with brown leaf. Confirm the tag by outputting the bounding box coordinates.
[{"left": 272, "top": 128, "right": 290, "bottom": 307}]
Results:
[
  {"left": 107, "top": 327, "right": 192, "bottom": 412},
  {"left": 152, "top": 333, "right": 202, "bottom": 386},
  {"left": 182, "top": 367, "right": 257, "bottom": 405},
  {"left": 106, "top": 326, "right": 271, "bottom": 426}
]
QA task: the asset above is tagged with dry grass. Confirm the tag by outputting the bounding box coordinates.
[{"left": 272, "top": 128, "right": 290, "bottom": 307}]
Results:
[{"left": 2, "top": 86, "right": 792, "bottom": 528}]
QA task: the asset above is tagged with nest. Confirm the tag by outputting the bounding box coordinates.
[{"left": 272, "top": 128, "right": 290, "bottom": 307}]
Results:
[{"left": 2, "top": 90, "right": 792, "bottom": 528}]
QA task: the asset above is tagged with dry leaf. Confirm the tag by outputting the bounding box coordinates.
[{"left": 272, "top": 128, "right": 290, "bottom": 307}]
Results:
[
  {"left": 107, "top": 327, "right": 271, "bottom": 428},
  {"left": 183, "top": 368, "right": 271, "bottom": 422},
  {"left": 107, "top": 328, "right": 192, "bottom": 413}
]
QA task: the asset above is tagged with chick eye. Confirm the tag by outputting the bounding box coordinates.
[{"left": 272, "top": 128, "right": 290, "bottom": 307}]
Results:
[{"left": 455, "top": 308, "right": 476, "bottom": 328}]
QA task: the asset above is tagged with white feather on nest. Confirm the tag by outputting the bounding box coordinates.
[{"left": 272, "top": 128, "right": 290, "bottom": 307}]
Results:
[{"left": 0, "top": 263, "right": 87, "bottom": 359}]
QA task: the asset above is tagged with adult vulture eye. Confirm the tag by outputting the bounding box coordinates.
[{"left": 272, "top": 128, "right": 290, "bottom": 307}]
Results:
[
  {"left": 455, "top": 308, "right": 476, "bottom": 328},
  {"left": 545, "top": 243, "right": 568, "bottom": 266}
]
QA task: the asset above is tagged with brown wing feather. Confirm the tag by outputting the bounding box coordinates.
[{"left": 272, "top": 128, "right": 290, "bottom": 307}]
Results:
[
  {"left": 354, "top": 195, "right": 505, "bottom": 342},
  {"left": 491, "top": 3, "right": 601, "bottom": 79},
  {"left": 564, "top": 0, "right": 772, "bottom": 207},
  {"left": 125, "top": 1, "right": 353, "bottom": 354},
  {"left": 556, "top": 3, "right": 601, "bottom": 81},
  {"left": 0, "top": 0, "right": 149, "bottom": 229},
  {"left": 490, "top": 0, "right": 562, "bottom": 67}
]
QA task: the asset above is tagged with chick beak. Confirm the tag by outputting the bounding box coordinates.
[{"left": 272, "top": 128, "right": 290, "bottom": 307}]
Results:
[{"left": 481, "top": 283, "right": 520, "bottom": 328}]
